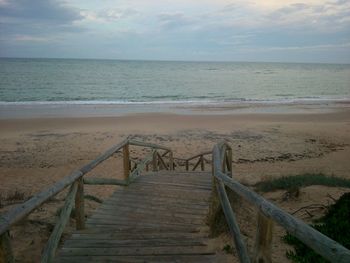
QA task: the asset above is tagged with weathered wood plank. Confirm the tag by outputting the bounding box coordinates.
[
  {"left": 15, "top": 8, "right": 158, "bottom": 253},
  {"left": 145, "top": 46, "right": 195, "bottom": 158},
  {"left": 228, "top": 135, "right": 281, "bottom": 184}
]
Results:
[
  {"left": 55, "top": 254, "right": 219, "bottom": 263},
  {"left": 41, "top": 183, "right": 78, "bottom": 263},
  {"left": 59, "top": 246, "right": 214, "bottom": 256},
  {"left": 253, "top": 213, "right": 273, "bottom": 263},
  {"left": 63, "top": 238, "right": 206, "bottom": 248},
  {"left": 123, "top": 143, "right": 130, "bottom": 180},
  {"left": 216, "top": 180, "right": 250, "bottom": 263},
  {"left": 75, "top": 178, "right": 85, "bottom": 230},
  {"left": 83, "top": 177, "right": 128, "bottom": 186}
]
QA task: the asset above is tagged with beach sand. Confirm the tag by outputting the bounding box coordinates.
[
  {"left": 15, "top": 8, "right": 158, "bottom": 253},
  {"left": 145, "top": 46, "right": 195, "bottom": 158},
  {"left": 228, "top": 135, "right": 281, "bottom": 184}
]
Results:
[{"left": 1, "top": 107, "right": 350, "bottom": 262}]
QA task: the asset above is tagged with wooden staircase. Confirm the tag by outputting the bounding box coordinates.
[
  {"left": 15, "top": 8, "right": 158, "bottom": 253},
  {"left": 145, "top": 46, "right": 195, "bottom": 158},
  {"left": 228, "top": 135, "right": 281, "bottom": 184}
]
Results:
[{"left": 55, "top": 171, "right": 228, "bottom": 262}]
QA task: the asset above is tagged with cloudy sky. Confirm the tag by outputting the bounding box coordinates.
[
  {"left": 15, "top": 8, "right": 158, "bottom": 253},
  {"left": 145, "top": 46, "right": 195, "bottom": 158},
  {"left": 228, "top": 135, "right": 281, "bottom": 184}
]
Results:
[{"left": 0, "top": 0, "right": 349, "bottom": 63}]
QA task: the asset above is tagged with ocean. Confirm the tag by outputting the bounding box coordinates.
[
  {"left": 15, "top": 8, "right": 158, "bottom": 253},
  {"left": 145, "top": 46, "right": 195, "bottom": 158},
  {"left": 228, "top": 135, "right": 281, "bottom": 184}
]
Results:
[{"left": 0, "top": 58, "right": 349, "bottom": 105}]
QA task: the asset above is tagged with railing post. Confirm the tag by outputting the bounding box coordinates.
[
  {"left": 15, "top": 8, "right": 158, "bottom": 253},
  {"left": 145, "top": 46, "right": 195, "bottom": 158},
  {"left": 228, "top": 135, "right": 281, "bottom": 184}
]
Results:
[
  {"left": 253, "top": 213, "right": 274, "bottom": 263},
  {"left": 123, "top": 143, "right": 130, "bottom": 180},
  {"left": 200, "top": 155, "right": 205, "bottom": 171},
  {"left": 152, "top": 150, "right": 158, "bottom": 171},
  {"left": 0, "top": 231, "right": 14, "bottom": 263},
  {"left": 169, "top": 151, "right": 174, "bottom": 171},
  {"left": 185, "top": 160, "right": 189, "bottom": 171},
  {"left": 227, "top": 148, "right": 233, "bottom": 177},
  {"left": 75, "top": 177, "right": 85, "bottom": 230}
]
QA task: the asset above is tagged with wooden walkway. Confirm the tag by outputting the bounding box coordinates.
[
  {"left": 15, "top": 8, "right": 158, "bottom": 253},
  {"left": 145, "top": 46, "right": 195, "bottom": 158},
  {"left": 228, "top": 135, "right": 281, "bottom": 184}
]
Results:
[{"left": 55, "top": 171, "right": 227, "bottom": 262}]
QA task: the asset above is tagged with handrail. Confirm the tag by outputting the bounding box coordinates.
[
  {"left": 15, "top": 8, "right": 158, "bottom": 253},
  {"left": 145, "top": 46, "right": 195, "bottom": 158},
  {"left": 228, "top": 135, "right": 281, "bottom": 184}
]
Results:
[
  {"left": 0, "top": 138, "right": 173, "bottom": 263},
  {"left": 0, "top": 139, "right": 128, "bottom": 236},
  {"left": 212, "top": 141, "right": 350, "bottom": 263},
  {"left": 184, "top": 150, "right": 212, "bottom": 171},
  {"left": 2, "top": 138, "right": 349, "bottom": 263}
]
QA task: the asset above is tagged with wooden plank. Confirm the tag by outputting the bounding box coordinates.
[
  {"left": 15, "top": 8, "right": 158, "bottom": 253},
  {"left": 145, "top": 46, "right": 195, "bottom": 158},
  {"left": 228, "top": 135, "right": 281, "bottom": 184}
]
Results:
[
  {"left": 83, "top": 177, "right": 128, "bottom": 186},
  {"left": 128, "top": 140, "right": 171, "bottom": 152},
  {"left": 253, "top": 213, "right": 273, "bottom": 263},
  {"left": 70, "top": 232, "right": 208, "bottom": 240},
  {"left": 152, "top": 150, "right": 158, "bottom": 171},
  {"left": 87, "top": 217, "right": 202, "bottom": 227},
  {"left": 41, "top": 183, "right": 78, "bottom": 263},
  {"left": 215, "top": 179, "right": 250, "bottom": 263},
  {"left": 59, "top": 246, "right": 214, "bottom": 256},
  {"left": 103, "top": 195, "right": 209, "bottom": 208},
  {"left": 129, "top": 181, "right": 211, "bottom": 191},
  {"left": 123, "top": 143, "right": 130, "bottom": 180},
  {"left": 92, "top": 207, "right": 206, "bottom": 220},
  {"left": 192, "top": 158, "right": 202, "bottom": 171},
  {"left": 55, "top": 254, "right": 218, "bottom": 263},
  {"left": 0, "top": 231, "right": 14, "bottom": 263},
  {"left": 75, "top": 178, "right": 85, "bottom": 230},
  {"left": 186, "top": 151, "right": 211, "bottom": 162},
  {"left": 63, "top": 238, "right": 206, "bottom": 248},
  {"left": 157, "top": 152, "right": 169, "bottom": 171}
]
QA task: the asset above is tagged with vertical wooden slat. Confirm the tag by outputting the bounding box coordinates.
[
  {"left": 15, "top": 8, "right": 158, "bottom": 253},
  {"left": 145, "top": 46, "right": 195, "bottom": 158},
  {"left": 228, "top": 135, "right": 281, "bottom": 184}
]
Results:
[
  {"left": 185, "top": 160, "right": 189, "bottom": 171},
  {"left": 152, "top": 150, "right": 158, "bottom": 171},
  {"left": 41, "top": 183, "right": 78, "bottom": 263},
  {"left": 75, "top": 177, "right": 85, "bottom": 230},
  {"left": 200, "top": 156, "right": 205, "bottom": 171},
  {"left": 216, "top": 180, "right": 251, "bottom": 263},
  {"left": 253, "top": 213, "right": 273, "bottom": 263},
  {"left": 0, "top": 231, "right": 14, "bottom": 263},
  {"left": 226, "top": 148, "right": 233, "bottom": 177},
  {"left": 169, "top": 151, "right": 174, "bottom": 171},
  {"left": 123, "top": 143, "right": 130, "bottom": 180}
]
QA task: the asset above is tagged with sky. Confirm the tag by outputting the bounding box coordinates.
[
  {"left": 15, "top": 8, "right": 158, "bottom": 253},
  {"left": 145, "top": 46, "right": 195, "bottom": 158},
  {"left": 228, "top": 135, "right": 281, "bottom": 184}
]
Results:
[{"left": 0, "top": 0, "right": 349, "bottom": 63}]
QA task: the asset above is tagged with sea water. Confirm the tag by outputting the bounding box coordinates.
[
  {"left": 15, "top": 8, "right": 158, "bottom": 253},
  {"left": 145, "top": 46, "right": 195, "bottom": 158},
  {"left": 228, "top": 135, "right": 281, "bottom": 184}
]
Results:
[{"left": 0, "top": 58, "right": 349, "bottom": 105}]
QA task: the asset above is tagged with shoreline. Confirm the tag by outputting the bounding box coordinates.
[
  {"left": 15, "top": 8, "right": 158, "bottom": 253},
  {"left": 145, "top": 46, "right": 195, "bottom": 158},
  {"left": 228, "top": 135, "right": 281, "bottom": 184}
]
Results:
[{"left": 1, "top": 99, "right": 350, "bottom": 119}]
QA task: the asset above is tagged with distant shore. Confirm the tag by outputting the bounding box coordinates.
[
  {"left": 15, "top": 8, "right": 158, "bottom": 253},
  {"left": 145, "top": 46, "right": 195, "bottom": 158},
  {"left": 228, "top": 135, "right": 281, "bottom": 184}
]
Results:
[{"left": 1, "top": 99, "right": 349, "bottom": 119}]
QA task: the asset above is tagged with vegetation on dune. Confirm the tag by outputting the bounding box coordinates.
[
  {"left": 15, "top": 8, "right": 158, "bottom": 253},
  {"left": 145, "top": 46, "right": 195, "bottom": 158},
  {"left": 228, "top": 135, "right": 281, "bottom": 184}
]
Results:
[
  {"left": 254, "top": 173, "right": 350, "bottom": 193},
  {"left": 283, "top": 192, "right": 350, "bottom": 262}
]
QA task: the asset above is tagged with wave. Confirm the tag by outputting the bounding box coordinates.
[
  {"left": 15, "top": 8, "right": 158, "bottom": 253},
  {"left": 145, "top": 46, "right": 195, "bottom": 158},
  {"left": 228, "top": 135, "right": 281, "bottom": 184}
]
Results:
[{"left": 0, "top": 97, "right": 349, "bottom": 106}]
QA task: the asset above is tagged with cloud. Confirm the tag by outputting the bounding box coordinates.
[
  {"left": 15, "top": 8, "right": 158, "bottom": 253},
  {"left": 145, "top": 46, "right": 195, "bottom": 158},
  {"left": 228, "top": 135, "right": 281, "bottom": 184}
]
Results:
[
  {"left": 158, "top": 13, "right": 194, "bottom": 29},
  {"left": 80, "top": 8, "right": 138, "bottom": 23},
  {"left": 0, "top": 0, "right": 82, "bottom": 24}
]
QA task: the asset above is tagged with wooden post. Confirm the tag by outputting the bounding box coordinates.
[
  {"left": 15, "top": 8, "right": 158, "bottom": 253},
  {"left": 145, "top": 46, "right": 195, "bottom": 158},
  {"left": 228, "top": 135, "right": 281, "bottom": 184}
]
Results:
[
  {"left": 253, "top": 213, "right": 274, "bottom": 263},
  {"left": 185, "top": 160, "right": 189, "bottom": 171},
  {"left": 200, "top": 156, "right": 205, "bottom": 171},
  {"left": 169, "top": 151, "right": 174, "bottom": 171},
  {"left": 152, "top": 150, "right": 158, "bottom": 171},
  {"left": 75, "top": 177, "right": 85, "bottom": 230},
  {"left": 146, "top": 163, "right": 149, "bottom": 172},
  {"left": 41, "top": 183, "right": 78, "bottom": 263},
  {"left": 123, "top": 143, "right": 130, "bottom": 180},
  {"left": 227, "top": 148, "right": 233, "bottom": 177},
  {"left": 0, "top": 231, "right": 14, "bottom": 263}
]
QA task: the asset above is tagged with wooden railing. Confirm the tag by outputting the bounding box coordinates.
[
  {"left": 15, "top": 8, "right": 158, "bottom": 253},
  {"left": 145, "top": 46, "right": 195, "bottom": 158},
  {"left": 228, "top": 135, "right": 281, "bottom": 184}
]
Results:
[
  {"left": 211, "top": 141, "right": 350, "bottom": 263},
  {"left": 1, "top": 139, "right": 349, "bottom": 263},
  {"left": 172, "top": 151, "right": 212, "bottom": 171},
  {"left": 0, "top": 139, "right": 173, "bottom": 263}
]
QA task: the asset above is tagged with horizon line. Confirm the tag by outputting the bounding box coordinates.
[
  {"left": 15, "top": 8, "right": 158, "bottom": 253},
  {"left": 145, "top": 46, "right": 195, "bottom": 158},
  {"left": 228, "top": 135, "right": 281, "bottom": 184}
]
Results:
[{"left": 1, "top": 56, "right": 349, "bottom": 65}]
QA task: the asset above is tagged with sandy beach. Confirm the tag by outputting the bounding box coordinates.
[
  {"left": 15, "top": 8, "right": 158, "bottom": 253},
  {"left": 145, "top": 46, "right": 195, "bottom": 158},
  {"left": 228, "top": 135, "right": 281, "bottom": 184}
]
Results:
[{"left": 1, "top": 104, "right": 350, "bottom": 262}]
